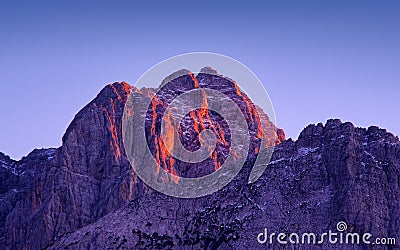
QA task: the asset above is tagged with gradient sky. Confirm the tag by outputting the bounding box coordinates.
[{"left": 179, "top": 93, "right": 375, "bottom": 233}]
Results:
[{"left": 1, "top": 0, "right": 399, "bottom": 160}]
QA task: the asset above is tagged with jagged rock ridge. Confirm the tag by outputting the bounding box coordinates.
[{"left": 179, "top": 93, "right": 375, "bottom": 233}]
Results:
[{"left": 0, "top": 78, "right": 399, "bottom": 249}]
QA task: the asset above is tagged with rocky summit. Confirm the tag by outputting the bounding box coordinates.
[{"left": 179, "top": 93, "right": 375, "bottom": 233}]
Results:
[{"left": 0, "top": 77, "right": 399, "bottom": 249}]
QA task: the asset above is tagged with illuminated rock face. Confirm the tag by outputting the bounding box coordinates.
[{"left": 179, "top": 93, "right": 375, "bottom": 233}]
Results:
[
  {"left": 1, "top": 79, "right": 400, "bottom": 249},
  {"left": 143, "top": 72, "right": 278, "bottom": 180}
]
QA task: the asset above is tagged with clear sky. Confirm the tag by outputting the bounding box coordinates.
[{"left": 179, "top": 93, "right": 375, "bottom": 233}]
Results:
[{"left": 1, "top": 0, "right": 399, "bottom": 160}]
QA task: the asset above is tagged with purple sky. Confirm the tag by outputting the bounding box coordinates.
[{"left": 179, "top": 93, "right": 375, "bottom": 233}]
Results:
[{"left": 1, "top": 0, "right": 399, "bottom": 159}]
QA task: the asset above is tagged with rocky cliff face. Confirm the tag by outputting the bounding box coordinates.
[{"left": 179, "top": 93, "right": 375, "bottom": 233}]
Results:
[
  {"left": 48, "top": 119, "right": 400, "bottom": 249},
  {"left": 1, "top": 77, "right": 399, "bottom": 249}
]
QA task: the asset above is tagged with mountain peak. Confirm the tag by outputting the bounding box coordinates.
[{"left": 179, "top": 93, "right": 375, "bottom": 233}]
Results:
[{"left": 2, "top": 79, "right": 399, "bottom": 249}]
